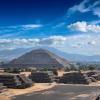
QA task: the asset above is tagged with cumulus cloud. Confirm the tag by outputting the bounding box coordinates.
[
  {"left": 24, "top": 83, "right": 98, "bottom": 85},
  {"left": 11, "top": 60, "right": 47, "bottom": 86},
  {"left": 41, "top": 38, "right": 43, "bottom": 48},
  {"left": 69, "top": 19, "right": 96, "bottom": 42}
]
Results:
[
  {"left": 0, "top": 34, "right": 99, "bottom": 48},
  {"left": 0, "top": 35, "right": 100, "bottom": 55},
  {"left": 67, "top": 0, "right": 100, "bottom": 17},
  {"left": 0, "top": 36, "right": 67, "bottom": 50},
  {"left": 40, "top": 36, "right": 67, "bottom": 45},
  {"left": 68, "top": 21, "right": 100, "bottom": 33},
  {"left": 68, "top": 21, "right": 87, "bottom": 32}
]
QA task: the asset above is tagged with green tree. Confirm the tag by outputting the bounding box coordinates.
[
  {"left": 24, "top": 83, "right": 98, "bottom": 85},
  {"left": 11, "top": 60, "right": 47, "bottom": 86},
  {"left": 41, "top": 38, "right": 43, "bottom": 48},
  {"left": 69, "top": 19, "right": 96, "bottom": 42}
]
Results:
[
  {"left": 53, "top": 70, "right": 58, "bottom": 76},
  {"left": 88, "top": 65, "right": 95, "bottom": 71}
]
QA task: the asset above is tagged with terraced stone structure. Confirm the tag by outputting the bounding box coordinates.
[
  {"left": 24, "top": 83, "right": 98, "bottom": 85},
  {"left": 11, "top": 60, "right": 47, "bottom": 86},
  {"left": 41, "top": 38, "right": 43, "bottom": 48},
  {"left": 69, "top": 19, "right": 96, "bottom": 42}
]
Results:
[
  {"left": 31, "top": 71, "right": 54, "bottom": 83},
  {"left": 4, "top": 49, "right": 70, "bottom": 68},
  {"left": 59, "top": 72, "right": 92, "bottom": 84},
  {"left": 0, "top": 74, "right": 33, "bottom": 88},
  {"left": 92, "top": 74, "right": 100, "bottom": 80},
  {"left": 86, "top": 71, "right": 100, "bottom": 81},
  {"left": 87, "top": 71, "right": 98, "bottom": 77}
]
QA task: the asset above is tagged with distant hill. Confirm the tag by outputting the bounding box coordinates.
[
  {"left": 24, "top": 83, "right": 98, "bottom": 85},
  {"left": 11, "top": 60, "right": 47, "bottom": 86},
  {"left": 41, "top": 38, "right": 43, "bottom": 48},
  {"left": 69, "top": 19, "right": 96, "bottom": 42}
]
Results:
[
  {"left": 0, "top": 48, "right": 33, "bottom": 62},
  {"left": 0, "top": 47, "right": 100, "bottom": 63},
  {"left": 46, "top": 47, "right": 100, "bottom": 62}
]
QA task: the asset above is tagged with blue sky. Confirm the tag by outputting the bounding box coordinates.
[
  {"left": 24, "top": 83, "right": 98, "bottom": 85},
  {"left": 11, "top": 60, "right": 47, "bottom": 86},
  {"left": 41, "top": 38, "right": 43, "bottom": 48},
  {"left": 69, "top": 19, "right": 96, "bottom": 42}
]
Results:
[{"left": 0, "top": 0, "right": 100, "bottom": 55}]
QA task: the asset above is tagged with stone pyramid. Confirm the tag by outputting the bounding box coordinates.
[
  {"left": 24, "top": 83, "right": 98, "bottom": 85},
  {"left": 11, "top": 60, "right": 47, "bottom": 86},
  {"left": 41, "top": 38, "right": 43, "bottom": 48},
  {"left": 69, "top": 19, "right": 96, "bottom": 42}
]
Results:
[{"left": 7, "top": 49, "right": 70, "bottom": 68}]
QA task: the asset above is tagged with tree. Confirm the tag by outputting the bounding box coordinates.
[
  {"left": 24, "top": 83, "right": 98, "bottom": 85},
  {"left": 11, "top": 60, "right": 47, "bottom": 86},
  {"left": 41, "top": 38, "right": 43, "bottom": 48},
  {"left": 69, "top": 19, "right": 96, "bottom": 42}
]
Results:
[
  {"left": 53, "top": 70, "right": 58, "bottom": 76},
  {"left": 70, "top": 64, "right": 77, "bottom": 71},
  {"left": 13, "top": 68, "right": 21, "bottom": 73},
  {"left": 88, "top": 65, "right": 95, "bottom": 71},
  {"left": 0, "top": 61, "right": 5, "bottom": 65}
]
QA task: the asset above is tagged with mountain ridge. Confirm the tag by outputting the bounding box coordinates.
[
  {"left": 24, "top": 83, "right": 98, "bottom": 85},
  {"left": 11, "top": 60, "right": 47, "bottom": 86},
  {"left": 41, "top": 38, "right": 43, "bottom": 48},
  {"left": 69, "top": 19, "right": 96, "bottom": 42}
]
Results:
[{"left": 0, "top": 47, "right": 100, "bottom": 62}]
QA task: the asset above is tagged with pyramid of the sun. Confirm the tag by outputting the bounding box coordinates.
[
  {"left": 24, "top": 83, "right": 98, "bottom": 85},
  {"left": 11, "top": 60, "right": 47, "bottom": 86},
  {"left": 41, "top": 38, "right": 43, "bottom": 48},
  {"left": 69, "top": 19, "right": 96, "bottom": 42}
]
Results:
[{"left": 6, "top": 49, "right": 70, "bottom": 68}]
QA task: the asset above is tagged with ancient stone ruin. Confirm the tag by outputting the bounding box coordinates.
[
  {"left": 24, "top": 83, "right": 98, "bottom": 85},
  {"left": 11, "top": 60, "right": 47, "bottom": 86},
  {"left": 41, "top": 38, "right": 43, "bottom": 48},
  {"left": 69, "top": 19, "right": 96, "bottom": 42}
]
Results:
[
  {"left": 86, "top": 71, "right": 100, "bottom": 81},
  {"left": 59, "top": 72, "right": 92, "bottom": 84},
  {"left": 0, "top": 73, "right": 33, "bottom": 88},
  {"left": 30, "top": 71, "right": 54, "bottom": 83}
]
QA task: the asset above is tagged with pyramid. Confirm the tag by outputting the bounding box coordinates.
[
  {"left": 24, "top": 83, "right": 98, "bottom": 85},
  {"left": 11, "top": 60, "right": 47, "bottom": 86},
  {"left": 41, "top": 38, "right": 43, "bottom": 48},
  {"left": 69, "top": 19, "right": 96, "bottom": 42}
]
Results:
[{"left": 5, "top": 49, "right": 70, "bottom": 68}]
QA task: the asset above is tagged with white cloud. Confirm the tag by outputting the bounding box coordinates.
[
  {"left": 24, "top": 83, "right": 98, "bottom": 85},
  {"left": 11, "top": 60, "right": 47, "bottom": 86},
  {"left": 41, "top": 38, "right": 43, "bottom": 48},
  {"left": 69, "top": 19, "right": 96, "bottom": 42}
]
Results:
[
  {"left": 67, "top": 0, "right": 100, "bottom": 17},
  {"left": 68, "top": 21, "right": 100, "bottom": 33},
  {"left": 0, "top": 38, "right": 40, "bottom": 50},
  {"left": 52, "top": 22, "right": 66, "bottom": 29},
  {"left": 0, "top": 24, "right": 42, "bottom": 32},
  {"left": 41, "top": 36, "right": 67, "bottom": 45},
  {"left": 93, "top": 7, "right": 100, "bottom": 17},
  {"left": 87, "top": 40, "right": 96, "bottom": 45},
  {"left": 71, "top": 43, "right": 83, "bottom": 48},
  {"left": 68, "top": 0, "right": 90, "bottom": 13},
  {"left": 0, "top": 36, "right": 67, "bottom": 50},
  {"left": 0, "top": 24, "right": 43, "bottom": 39},
  {"left": 22, "top": 24, "right": 42, "bottom": 29},
  {"left": 68, "top": 21, "right": 87, "bottom": 32},
  {"left": 0, "top": 35, "right": 100, "bottom": 55}
]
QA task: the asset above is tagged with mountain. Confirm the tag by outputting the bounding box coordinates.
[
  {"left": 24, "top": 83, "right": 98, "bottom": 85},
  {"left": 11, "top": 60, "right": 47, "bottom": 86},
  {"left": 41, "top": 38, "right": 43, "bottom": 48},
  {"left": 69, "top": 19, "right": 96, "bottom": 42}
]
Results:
[
  {"left": 0, "top": 47, "right": 100, "bottom": 62},
  {"left": 0, "top": 48, "right": 33, "bottom": 62},
  {"left": 47, "top": 48, "right": 100, "bottom": 62},
  {"left": 4, "top": 49, "right": 70, "bottom": 68}
]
